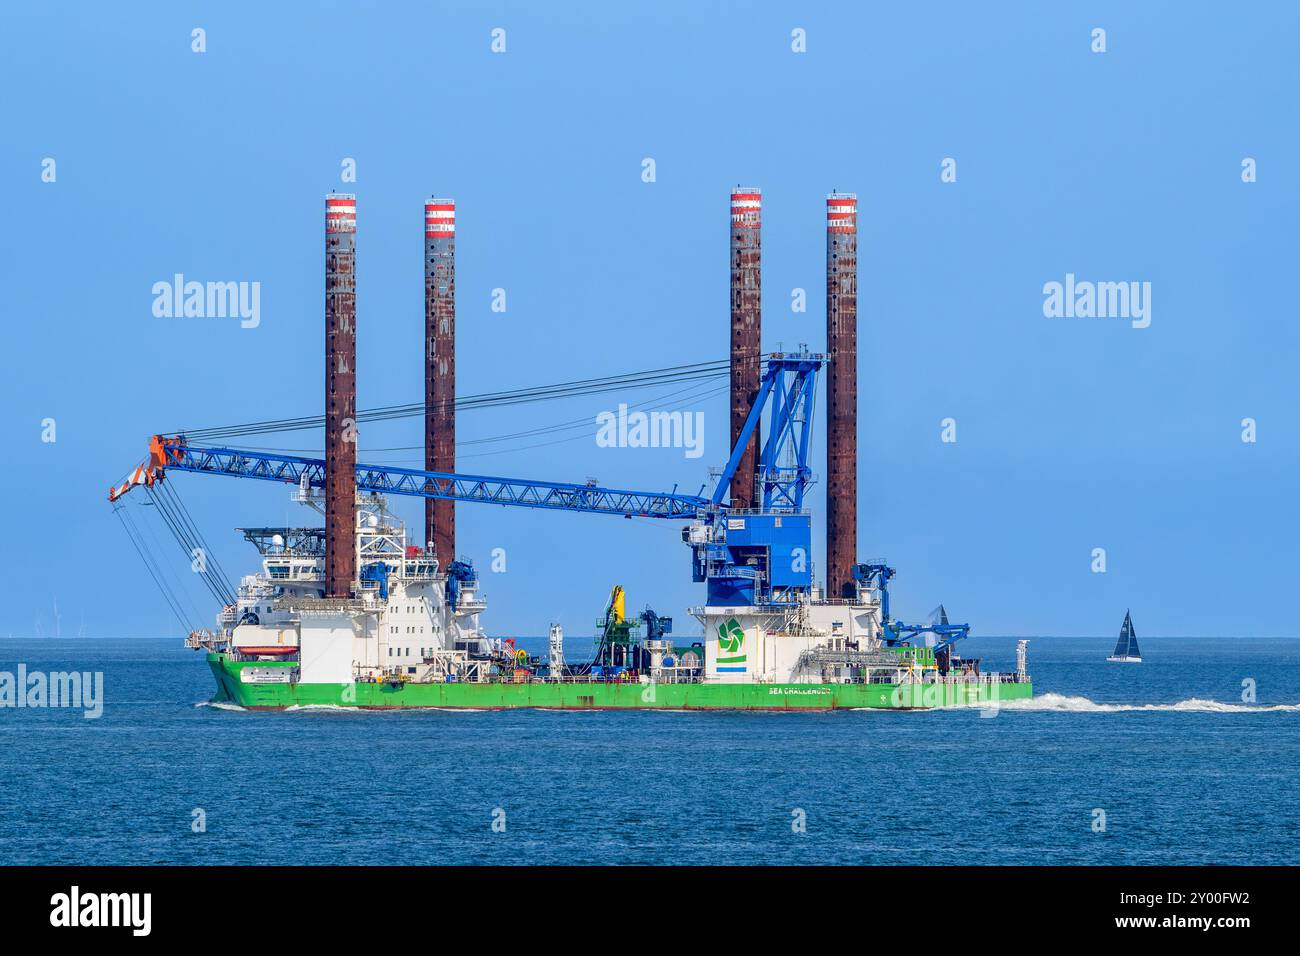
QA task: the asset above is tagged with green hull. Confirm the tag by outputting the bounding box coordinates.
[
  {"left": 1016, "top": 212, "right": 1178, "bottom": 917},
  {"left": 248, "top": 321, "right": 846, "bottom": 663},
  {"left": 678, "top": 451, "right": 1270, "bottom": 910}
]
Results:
[{"left": 208, "top": 654, "right": 1032, "bottom": 711}]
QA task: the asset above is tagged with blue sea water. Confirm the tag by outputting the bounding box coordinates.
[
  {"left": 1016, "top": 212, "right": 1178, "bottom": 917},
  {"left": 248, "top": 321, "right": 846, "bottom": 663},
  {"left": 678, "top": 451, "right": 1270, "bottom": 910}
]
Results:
[{"left": 0, "top": 635, "right": 1296, "bottom": 866}]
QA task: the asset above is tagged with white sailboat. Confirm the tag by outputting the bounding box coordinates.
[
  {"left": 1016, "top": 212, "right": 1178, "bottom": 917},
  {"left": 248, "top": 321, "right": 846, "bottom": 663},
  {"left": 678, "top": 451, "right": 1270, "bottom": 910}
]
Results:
[{"left": 1107, "top": 609, "right": 1143, "bottom": 663}]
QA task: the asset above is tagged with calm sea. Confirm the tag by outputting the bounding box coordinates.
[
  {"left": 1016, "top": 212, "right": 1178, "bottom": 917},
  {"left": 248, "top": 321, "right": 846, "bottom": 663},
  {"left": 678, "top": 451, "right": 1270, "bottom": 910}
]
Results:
[{"left": 1, "top": 635, "right": 1296, "bottom": 865}]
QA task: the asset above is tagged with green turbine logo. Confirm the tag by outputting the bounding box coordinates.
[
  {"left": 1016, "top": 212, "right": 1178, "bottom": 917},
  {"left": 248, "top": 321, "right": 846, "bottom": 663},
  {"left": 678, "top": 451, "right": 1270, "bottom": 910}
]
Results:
[{"left": 717, "top": 617, "right": 746, "bottom": 664}]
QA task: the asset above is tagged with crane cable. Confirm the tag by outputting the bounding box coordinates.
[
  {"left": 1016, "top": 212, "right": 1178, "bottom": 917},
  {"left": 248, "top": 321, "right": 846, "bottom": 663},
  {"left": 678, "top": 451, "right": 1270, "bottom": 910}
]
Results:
[
  {"left": 158, "top": 481, "right": 239, "bottom": 605},
  {"left": 229, "top": 378, "right": 729, "bottom": 462},
  {"left": 171, "top": 360, "right": 730, "bottom": 442},
  {"left": 128, "top": 495, "right": 211, "bottom": 626},
  {"left": 112, "top": 502, "right": 196, "bottom": 634},
  {"left": 454, "top": 383, "right": 730, "bottom": 464},
  {"left": 146, "top": 483, "right": 238, "bottom": 608},
  {"left": 151, "top": 482, "right": 237, "bottom": 607}
]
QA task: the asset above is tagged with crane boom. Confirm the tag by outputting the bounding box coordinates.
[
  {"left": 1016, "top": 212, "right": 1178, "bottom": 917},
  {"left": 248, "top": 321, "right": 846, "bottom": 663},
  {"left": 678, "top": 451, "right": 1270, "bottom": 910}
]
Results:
[
  {"left": 108, "top": 435, "right": 713, "bottom": 520},
  {"left": 108, "top": 354, "right": 826, "bottom": 521}
]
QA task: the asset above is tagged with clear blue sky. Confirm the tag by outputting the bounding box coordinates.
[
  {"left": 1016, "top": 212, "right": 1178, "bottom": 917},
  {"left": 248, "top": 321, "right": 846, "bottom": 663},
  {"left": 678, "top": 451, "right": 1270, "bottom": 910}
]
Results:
[{"left": 3, "top": 2, "right": 1296, "bottom": 638}]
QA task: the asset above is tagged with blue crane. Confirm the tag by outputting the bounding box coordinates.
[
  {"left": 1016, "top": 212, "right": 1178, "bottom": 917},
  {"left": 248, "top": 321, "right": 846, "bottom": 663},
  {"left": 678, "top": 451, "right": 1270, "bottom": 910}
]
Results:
[
  {"left": 111, "top": 438, "right": 711, "bottom": 520},
  {"left": 108, "top": 353, "right": 824, "bottom": 612},
  {"left": 854, "top": 562, "right": 971, "bottom": 653},
  {"left": 109, "top": 352, "right": 823, "bottom": 525},
  {"left": 108, "top": 350, "right": 965, "bottom": 648}
]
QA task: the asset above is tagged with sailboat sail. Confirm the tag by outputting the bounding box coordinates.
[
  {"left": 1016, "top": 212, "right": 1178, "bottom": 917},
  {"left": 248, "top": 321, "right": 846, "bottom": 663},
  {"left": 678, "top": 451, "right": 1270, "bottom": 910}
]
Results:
[
  {"left": 1109, "top": 610, "right": 1141, "bottom": 661},
  {"left": 1112, "top": 616, "right": 1129, "bottom": 657}
]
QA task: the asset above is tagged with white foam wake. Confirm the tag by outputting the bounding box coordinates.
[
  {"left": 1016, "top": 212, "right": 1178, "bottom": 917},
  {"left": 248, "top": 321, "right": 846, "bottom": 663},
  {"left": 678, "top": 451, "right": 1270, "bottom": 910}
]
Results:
[
  {"left": 282, "top": 703, "right": 490, "bottom": 714},
  {"left": 995, "top": 692, "right": 1300, "bottom": 713},
  {"left": 194, "top": 700, "right": 247, "bottom": 712},
  {"left": 283, "top": 703, "right": 362, "bottom": 713}
]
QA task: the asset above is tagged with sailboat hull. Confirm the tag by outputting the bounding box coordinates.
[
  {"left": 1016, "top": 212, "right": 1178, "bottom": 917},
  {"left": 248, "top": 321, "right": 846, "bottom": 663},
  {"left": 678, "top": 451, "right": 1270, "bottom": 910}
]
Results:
[{"left": 1106, "top": 656, "right": 1142, "bottom": 663}]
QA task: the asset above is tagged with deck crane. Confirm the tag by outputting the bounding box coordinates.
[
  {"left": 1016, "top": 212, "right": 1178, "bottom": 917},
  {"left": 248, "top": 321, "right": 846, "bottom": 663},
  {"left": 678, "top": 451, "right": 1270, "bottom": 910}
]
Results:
[
  {"left": 108, "top": 351, "right": 969, "bottom": 653},
  {"left": 109, "top": 353, "right": 821, "bottom": 526},
  {"left": 109, "top": 354, "right": 820, "bottom": 610},
  {"left": 853, "top": 562, "right": 973, "bottom": 671},
  {"left": 111, "top": 436, "right": 712, "bottom": 519}
]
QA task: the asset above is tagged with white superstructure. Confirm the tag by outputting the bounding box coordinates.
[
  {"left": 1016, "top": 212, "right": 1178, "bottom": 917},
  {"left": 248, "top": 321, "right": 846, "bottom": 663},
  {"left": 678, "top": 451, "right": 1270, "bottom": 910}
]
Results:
[
  {"left": 692, "top": 586, "right": 919, "bottom": 685},
  {"left": 197, "top": 490, "right": 508, "bottom": 683}
]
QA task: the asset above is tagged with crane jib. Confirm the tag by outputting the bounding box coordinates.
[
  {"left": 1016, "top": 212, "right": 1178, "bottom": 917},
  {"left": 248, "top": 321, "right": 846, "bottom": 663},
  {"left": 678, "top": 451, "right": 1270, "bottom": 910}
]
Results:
[
  {"left": 105, "top": 354, "right": 826, "bottom": 518},
  {"left": 127, "top": 439, "right": 714, "bottom": 520}
]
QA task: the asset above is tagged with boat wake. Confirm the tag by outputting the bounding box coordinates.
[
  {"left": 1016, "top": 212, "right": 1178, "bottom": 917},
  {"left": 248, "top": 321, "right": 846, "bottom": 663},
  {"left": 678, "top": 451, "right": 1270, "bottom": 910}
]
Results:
[
  {"left": 995, "top": 692, "right": 1300, "bottom": 714},
  {"left": 194, "top": 701, "right": 247, "bottom": 712},
  {"left": 282, "top": 704, "right": 491, "bottom": 714},
  {"left": 284, "top": 704, "right": 369, "bottom": 714}
]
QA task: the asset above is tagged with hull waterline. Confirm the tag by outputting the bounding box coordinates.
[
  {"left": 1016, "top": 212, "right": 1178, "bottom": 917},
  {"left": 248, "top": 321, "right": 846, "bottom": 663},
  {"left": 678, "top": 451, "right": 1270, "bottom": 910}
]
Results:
[{"left": 208, "top": 654, "right": 1033, "bottom": 711}]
